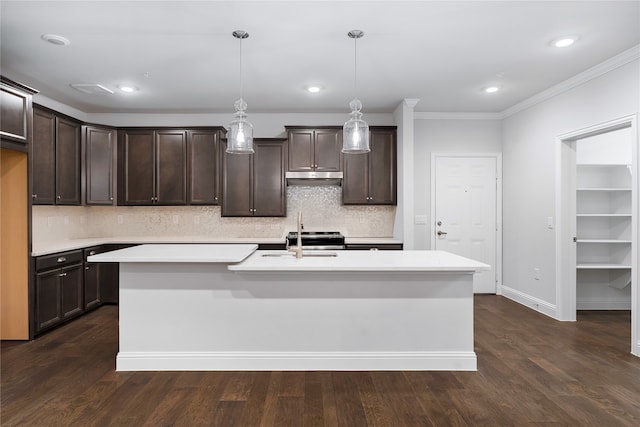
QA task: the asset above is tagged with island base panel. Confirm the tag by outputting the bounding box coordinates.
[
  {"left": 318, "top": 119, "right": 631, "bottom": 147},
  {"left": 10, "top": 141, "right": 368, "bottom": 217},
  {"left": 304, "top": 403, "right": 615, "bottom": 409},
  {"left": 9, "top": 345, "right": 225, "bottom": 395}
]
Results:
[{"left": 117, "top": 263, "right": 476, "bottom": 371}]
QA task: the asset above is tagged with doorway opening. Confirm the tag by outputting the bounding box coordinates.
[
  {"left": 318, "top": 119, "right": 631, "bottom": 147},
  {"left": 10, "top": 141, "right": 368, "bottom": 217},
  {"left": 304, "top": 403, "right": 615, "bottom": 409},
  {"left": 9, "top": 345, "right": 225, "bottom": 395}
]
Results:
[{"left": 556, "top": 115, "right": 638, "bottom": 356}]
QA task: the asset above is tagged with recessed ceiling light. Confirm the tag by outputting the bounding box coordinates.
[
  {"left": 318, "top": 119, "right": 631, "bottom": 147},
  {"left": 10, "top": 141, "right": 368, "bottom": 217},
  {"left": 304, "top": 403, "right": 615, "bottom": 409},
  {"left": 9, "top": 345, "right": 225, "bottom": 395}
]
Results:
[
  {"left": 118, "top": 85, "right": 138, "bottom": 93},
  {"left": 41, "top": 34, "right": 70, "bottom": 46},
  {"left": 552, "top": 36, "right": 578, "bottom": 48},
  {"left": 483, "top": 86, "right": 500, "bottom": 94},
  {"left": 306, "top": 86, "right": 322, "bottom": 93}
]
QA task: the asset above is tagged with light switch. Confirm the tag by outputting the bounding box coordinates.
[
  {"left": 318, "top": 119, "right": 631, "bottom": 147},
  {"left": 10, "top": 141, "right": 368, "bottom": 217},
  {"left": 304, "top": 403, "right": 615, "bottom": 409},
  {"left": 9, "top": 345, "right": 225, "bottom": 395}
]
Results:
[
  {"left": 415, "top": 215, "right": 428, "bottom": 225},
  {"left": 547, "top": 217, "right": 553, "bottom": 229}
]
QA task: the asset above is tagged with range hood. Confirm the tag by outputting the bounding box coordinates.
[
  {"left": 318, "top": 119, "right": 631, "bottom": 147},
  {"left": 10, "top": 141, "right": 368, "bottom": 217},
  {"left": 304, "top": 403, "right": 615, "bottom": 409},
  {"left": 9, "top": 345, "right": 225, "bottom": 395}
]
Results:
[{"left": 285, "top": 171, "right": 343, "bottom": 186}]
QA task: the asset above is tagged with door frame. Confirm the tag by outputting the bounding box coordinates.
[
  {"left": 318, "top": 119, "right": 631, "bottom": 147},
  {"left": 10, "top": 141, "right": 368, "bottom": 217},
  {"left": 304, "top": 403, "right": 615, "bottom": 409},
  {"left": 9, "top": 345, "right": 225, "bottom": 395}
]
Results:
[
  {"left": 555, "top": 114, "right": 638, "bottom": 356},
  {"left": 430, "top": 152, "right": 503, "bottom": 294}
]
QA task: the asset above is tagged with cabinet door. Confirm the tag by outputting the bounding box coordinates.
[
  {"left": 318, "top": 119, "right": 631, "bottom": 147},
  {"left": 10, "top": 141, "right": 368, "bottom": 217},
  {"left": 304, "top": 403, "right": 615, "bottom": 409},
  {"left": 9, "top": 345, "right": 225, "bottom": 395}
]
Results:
[
  {"left": 55, "top": 117, "right": 81, "bottom": 205},
  {"left": 288, "top": 130, "right": 314, "bottom": 171},
  {"left": 60, "top": 264, "right": 83, "bottom": 319},
  {"left": 156, "top": 130, "right": 187, "bottom": 205},
  {"left": 314, "top": 129, "right": 342, "bottom": 171},
  {"left": 32, "top": 108, "right": 56, "bottom": 205},
  {"left": 253, "top": 140, "right": 286, "bottom": 217},
  {"left": 0, "top": 83, "right": 30, "bottom": 144},
  {"left": 120, "top": 130, "right": 155, "bottom": 205},
  {"left": 84, "top": 262, "right": 100, "bottom": 310},
  {"left": 342, "top": 152, "right": 369, "bottom": 204},
  {"left": 84, "top": 247, "right": 101, "bottom": 310},
  {"left": 369, "top": 128, "right": 397, "bottom": 205},
  {"left": 222, "top": 144, "right": 253, "bottom": 216},
  {"left": 188, "top": 130, "right": 220, "bottom": 205},
  {"left": 35, "top": 270, "right": 61, "bottom": 332},
  {"left": 85, "top": 126, "right": 116, "bottom": 205}
]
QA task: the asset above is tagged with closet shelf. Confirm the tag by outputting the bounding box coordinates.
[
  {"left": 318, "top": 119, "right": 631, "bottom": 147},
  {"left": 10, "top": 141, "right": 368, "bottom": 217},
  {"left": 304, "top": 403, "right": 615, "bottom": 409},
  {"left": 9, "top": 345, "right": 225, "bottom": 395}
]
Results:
[
  {"left": 576, "top": 239, "right": 632, "bottom": 243},
  {"left": 576, "top": 213, "right": 631, "bottom": 217},
  {"left": 576, "top": 263, "right": 632, "bottom": 270},
  {"left": 576, "top": 187, "right": 632, "bottom": 191}
]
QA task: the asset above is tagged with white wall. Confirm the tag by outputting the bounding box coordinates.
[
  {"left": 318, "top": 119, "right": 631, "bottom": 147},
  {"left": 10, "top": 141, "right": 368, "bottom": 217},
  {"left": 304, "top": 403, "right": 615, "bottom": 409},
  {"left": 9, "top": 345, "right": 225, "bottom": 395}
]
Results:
[
  {"left": 502, "top": 59, "right": 639, "bottom": 313},
  {"left": 412, "top": 118, "right": 502, "bottom": 249}
]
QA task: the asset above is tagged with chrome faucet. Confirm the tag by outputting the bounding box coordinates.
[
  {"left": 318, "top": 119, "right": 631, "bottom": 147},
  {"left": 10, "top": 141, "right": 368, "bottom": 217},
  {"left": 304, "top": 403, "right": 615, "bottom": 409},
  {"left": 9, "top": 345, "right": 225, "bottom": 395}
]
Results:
[{"left": 288, "top": 211, "right": 304, "bottom": 259}]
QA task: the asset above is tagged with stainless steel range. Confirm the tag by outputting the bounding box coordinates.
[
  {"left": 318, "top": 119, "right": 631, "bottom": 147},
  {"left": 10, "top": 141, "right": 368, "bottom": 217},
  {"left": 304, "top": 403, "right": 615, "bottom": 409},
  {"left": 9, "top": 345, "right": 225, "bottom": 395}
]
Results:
[{"left": 286, "top": 231, "right": 345, "bottom": 250}]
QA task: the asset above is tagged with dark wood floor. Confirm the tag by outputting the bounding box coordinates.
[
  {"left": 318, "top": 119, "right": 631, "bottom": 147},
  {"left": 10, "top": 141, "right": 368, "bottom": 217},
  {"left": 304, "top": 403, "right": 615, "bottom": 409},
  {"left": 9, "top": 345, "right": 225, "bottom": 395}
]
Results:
[{"left": 2, "top": 296, "right": 639, "bottom": 426}]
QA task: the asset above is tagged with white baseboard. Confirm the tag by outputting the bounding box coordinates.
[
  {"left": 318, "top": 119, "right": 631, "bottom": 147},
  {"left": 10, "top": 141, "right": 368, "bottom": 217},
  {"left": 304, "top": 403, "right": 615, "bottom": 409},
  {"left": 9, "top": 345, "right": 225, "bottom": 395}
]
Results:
[
  {"left": 576, "top": 298, "right": 631, "bottom": 310},
  {"left": 501, "top": 286, "right": 558, "bottom": 319},
  {"left": 116, "top": 351, "right": 477, "bottom": 372}
]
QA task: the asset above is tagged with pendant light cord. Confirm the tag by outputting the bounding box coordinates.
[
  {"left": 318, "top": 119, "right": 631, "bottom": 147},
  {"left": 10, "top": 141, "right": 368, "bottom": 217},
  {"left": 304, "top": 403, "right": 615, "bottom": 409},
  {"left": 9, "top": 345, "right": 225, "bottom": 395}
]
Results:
[
  {"left": 353, "top": 35, "right": 357, "bottom": 100},
  {"left": 239, "top": 36, "right": 243, "bottom": 101}
]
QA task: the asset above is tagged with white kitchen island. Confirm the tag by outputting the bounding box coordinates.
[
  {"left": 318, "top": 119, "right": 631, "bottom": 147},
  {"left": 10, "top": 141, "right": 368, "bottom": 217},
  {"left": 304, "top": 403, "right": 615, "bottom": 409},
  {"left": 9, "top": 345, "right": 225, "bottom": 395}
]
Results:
[{"left": 89, "top": 245, "right": 489, "bottom": 371}]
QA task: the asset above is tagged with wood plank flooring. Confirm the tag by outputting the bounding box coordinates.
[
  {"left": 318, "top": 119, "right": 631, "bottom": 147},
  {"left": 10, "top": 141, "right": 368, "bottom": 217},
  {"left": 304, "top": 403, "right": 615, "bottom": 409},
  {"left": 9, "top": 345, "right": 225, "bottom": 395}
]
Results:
[{"left": 2, "top": 296, "right": 639, "bottom": 426}]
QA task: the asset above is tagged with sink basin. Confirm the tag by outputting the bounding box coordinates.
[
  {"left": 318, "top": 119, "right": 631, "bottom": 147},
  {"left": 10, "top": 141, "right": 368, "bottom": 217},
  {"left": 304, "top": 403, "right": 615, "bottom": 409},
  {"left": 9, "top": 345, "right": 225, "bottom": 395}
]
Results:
[{"left": 261, "top": 252, "right": 337, "bottom": 258}]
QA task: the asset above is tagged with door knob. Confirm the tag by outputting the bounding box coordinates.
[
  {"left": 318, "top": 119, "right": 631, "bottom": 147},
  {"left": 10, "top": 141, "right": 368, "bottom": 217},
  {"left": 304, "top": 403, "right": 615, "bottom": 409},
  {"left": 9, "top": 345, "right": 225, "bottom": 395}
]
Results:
[
  {"left": 437, "top": 231, "right": 447, "bottom": 236},
  {"left": 437, "top": 221, "right": 442, "bottom": 226}
]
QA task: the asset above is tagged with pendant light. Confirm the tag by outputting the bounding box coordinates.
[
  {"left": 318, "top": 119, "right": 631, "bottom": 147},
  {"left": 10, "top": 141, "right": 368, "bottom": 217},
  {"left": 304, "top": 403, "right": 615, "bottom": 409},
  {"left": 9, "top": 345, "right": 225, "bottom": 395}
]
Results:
[
  {"left": 226, "top": 30, "right": 254, "bottom": 154},
  {"left": 342, "top": 30, "right": 370, "bottom": 154}
]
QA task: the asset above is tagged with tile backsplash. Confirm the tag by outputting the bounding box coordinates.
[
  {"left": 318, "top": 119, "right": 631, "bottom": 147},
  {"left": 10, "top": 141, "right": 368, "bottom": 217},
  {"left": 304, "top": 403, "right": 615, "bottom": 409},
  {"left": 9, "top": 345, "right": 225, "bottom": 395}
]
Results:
[{"left": 33, "top": 186, "right": 396, "bottom": 243}]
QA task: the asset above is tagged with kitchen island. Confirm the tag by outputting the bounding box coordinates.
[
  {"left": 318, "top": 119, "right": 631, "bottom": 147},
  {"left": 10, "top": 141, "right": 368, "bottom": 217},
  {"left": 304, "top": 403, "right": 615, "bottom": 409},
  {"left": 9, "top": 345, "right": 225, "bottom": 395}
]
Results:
[{"left": 89, "top": 245, "right": 489, "bottom": 371}]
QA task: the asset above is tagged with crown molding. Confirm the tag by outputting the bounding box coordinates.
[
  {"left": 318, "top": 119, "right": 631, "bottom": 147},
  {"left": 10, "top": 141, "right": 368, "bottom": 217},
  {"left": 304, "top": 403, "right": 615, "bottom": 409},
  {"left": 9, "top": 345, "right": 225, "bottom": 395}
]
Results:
[
  {"left": 501, "top": 44, "right": 640, "bottom": 118},
  {"left": 414, "top": 112, "right": 503, "bottom": 120},
  {"left": 414, "top": 44, "right": 640, "bottom": 122}
]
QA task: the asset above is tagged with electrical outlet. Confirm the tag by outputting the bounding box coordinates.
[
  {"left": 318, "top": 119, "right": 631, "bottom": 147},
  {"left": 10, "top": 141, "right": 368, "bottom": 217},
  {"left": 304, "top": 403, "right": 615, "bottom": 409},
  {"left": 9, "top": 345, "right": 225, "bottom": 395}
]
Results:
[
  {"left": 534, "top": 268, "right": 540, "bottom": 280},
  {"left": 172, "top": 215, "right": 179, "bottom": 224},
  {"left": 193, "top": 216, "right": 200, "bottom": 225},
  {"left": 47, "top": 216, "right": 53, "bottom": 227},
  {"left": 117, "top": 215, "right": 124, "bottom": 225},
  {"left": 63, "top": 216, "right": 69, "bottom": 225}
]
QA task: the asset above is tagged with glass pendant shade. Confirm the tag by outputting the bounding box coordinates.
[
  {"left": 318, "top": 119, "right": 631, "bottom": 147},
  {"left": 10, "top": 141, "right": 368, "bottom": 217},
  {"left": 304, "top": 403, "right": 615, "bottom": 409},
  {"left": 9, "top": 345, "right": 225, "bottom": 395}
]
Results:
[
  {"left": 226, "top": 30, "right": 254, "bottom": 154},
  {"left": 226, "top": 98, "right": 254, "bottom": 154},
  {"left": 342, "top": 98, "right": 370, "bottom": 153},
  {"left": 342, "top": 30, "right": 370, "bottom": 154}
]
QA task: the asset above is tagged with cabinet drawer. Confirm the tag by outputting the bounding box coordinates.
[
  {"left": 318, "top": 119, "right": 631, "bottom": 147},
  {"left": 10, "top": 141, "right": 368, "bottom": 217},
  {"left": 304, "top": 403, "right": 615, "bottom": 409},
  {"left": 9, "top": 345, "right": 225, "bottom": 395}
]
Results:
[{"left": 36, "top": 250, "right": 83, "bottom": 271}]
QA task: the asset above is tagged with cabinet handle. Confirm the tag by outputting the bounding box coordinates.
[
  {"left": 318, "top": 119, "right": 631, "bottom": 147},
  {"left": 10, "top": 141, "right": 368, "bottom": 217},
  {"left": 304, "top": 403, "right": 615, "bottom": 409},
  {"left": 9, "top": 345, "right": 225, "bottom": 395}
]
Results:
[
  {"left": 57, "top": 256, "right": 67, "bottom": 263},
  {"left": 56, "top": 195, "right": 61, "bottom": 200},
  {"left": 32, "top": 194, "right": 38, "bottom": 199},
  {"left": 89, "top": 251, "right": 96, "bottom": 256},
  {"left": 85, "top": 266, "right": 90, "bottom": 270},
  {"left": 109, "top": 197, "right": 114, "bottom": 201},
  {"left": 58, "top": 272, "right": 67, "bottom": 277}
]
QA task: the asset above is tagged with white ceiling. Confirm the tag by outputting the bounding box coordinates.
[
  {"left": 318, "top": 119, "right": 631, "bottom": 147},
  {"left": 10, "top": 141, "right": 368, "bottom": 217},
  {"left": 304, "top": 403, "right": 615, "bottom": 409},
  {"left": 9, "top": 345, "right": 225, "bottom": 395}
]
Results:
[{"left": 1, "top": 1, "right": 639, "bottom": 114}]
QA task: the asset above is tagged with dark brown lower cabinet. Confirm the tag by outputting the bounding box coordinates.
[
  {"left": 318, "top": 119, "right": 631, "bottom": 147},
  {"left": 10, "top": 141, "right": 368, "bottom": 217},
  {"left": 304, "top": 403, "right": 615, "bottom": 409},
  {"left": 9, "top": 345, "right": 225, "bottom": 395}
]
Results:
[
  {"left": 35, "top": 250, "right": 84, "bottom": 334},
  {"left": 83, "top": 247, "right": 100, "bottom": 310},
  {"left": 345, "top": 244, "right": 403, "bottom": 250}
]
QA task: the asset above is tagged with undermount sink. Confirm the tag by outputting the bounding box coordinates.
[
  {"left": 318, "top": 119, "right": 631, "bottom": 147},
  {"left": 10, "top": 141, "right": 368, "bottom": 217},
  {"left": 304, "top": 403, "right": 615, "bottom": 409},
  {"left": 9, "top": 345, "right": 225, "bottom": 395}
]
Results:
[{"left": 261, "top": 252, "right": 338, "bottom": 258}]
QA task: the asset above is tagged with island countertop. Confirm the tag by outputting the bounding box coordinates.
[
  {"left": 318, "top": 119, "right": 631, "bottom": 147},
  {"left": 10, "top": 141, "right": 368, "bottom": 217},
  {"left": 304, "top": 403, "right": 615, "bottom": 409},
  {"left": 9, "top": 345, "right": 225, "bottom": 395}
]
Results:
[
  {"left": 87, "top": 243, "right": 257, "bottom": 263},
  {"left": 228, "top": 250, "right": 490, "bottom": 272}
]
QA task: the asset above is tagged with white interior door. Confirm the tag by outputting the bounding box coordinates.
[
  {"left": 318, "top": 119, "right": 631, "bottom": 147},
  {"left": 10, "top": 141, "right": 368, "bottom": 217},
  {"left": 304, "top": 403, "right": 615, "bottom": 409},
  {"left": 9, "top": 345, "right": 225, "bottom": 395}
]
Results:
[{"left": 433, "top": 155, "right": 498, "bottom": 293}]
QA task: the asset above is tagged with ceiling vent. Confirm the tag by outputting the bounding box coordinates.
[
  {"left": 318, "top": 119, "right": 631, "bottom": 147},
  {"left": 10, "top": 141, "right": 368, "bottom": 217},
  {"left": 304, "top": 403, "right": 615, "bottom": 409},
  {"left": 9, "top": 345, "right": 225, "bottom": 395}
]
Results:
[{"left": 70, "top": 83, "right": 114, "bottom": 95}]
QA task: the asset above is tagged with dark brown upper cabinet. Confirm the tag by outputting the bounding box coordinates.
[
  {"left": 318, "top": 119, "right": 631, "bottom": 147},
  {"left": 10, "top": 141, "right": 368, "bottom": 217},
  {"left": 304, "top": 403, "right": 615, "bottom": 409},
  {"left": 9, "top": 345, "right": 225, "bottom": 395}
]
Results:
[
  {"left": 118, "top": 129, "right": 187, "bottom": 205},
  {"left": 32, "top": 107, "right": 81, "bottom": 205},
  {"left": 83, "top": 125, "right": 116, "bottom": 205},
  {"left": 188, "top": 128, "right": 224, "bottom": 205},
  {"left": 286, "top": 127, "right": 342, "bottom": 172},
  {"left": 1, "top": 77, "right": 36, "bottom": 151},
  {"left": 342, "top": 126, "right": 397, "bottom": 205},
  {"left": 222, "top": 138, "right": 287, "bottom": 217}
]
